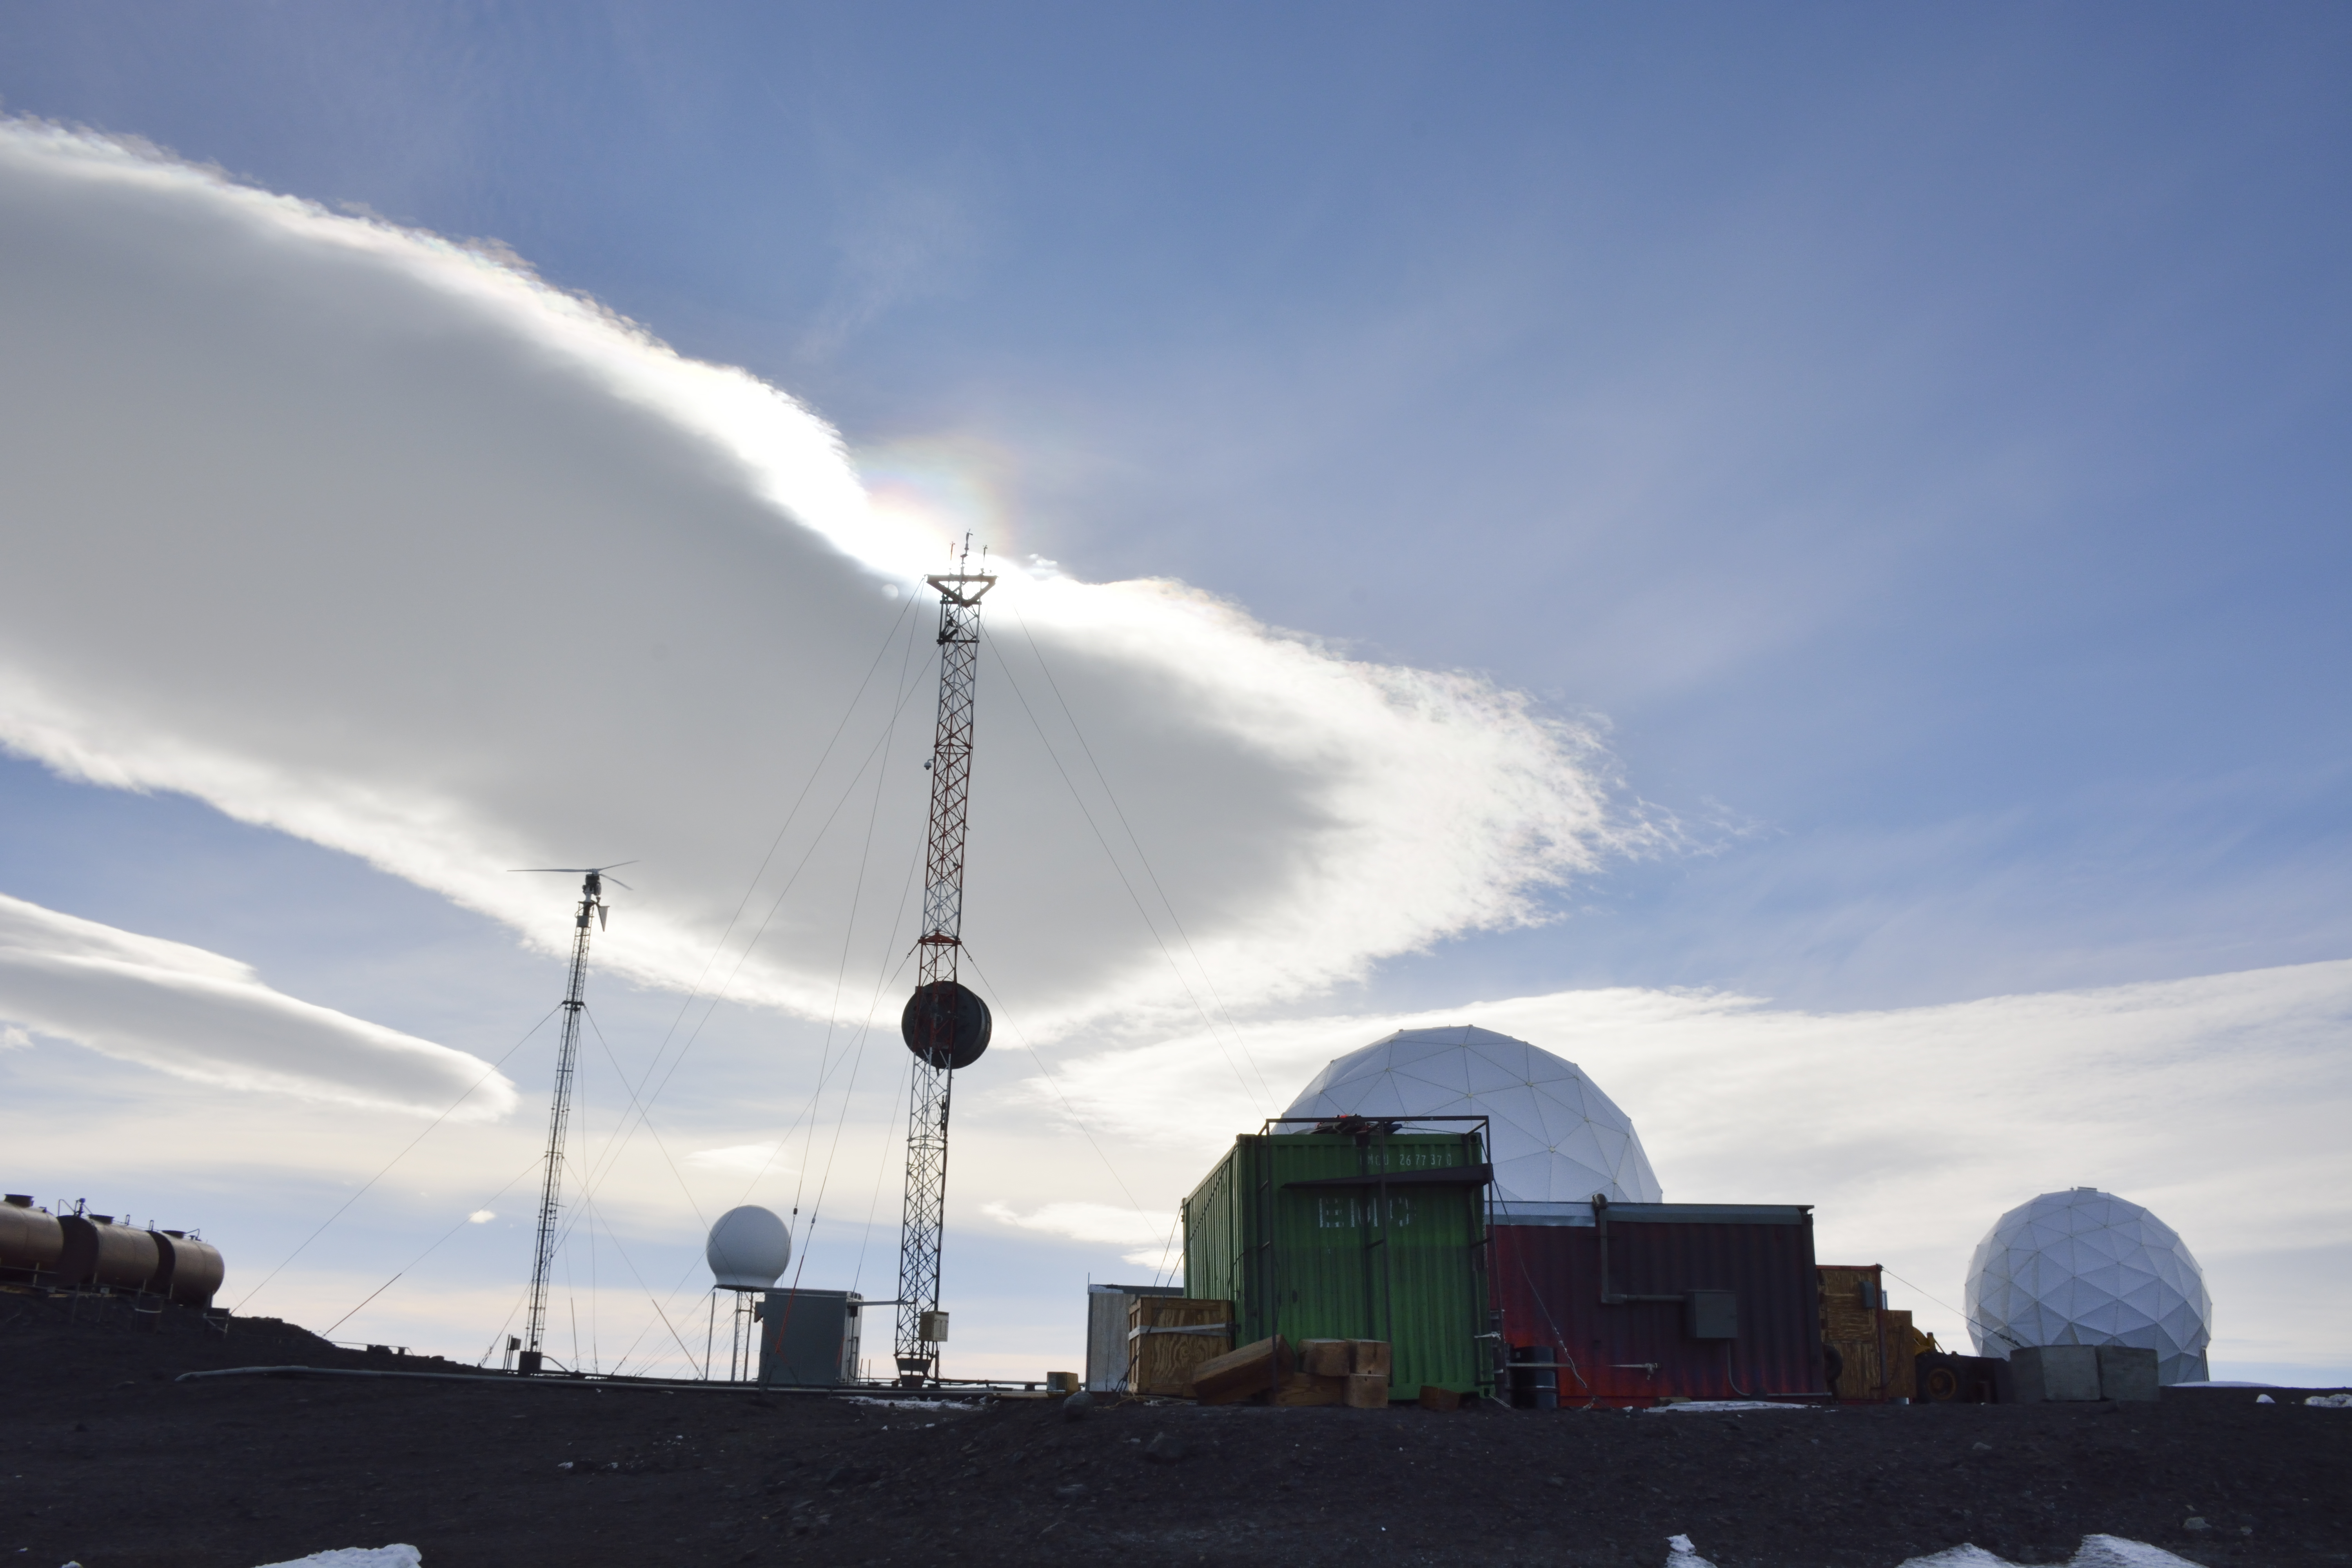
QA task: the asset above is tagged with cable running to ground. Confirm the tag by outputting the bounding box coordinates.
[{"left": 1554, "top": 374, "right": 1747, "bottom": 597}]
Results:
[
  {"left": 570, "top": 1003, "right": 706, "bottom": 1236},
  {"left": 557, "top": 598, "right": 923, "bottom": 1242},
  {"left": 956, "top": 941, "right": 1159, "bottom": 1242},
  {"left": 983, "top": 625, "right": 1270, "bottom": 1111},
  {"left": 319, "top": 1153, "right": 544, "bottom": 1340},
  {"left": 625, "top": 596, "right": 920, "bottom": 1103},
  {"left": 234, "top": 1002, "right": 561, "bottom": 1313},
  {"left": 603, "top": 624, "right": 935, "bottom": 1376},
  {"left": 556, "top": 632, "right": 938, "bottom": 1255},
  {"left": 576, "top": 1190, "right": 707, "bottom": 1378},
  {"left": 777, "top": 604, "right": 927, "bottom": 1223},
  {"left": 637, "top": 826, "right": 929, "bottom": 1374},
  {"left": 848, "top": 1045, "right": 915, "bottom": 1299},
  {"left": 1878, "top": 1266, "right": 2023, "bottom": 1351},
  {"left": 1005, "top": 604, "right": 1279, "bottom": 1107}
]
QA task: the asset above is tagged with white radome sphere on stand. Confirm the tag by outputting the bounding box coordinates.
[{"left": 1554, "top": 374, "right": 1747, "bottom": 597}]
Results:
[
  {"left": 1965, "top": 1187, "right": 2212, "bottom": 1385},
  {"left": 1281, "top": 1024, "right": 1663, "bottom": 1205},
  {"left": 706, "top": 1205, "right": 792, "bottom": 1292}
]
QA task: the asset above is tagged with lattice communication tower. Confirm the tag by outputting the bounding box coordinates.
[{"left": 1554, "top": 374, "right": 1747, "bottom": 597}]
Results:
[
  {"left": 512, "top": 864, "right": 622, "bottom": 1376},
  {"left": 894, "top": 548, "right": 996, "bottom": 1383}
]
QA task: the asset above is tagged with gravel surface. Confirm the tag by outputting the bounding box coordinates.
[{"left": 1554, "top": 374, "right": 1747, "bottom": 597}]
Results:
[{"left": 5, "top": 1291, "right": 2347, "bottom": 1567}]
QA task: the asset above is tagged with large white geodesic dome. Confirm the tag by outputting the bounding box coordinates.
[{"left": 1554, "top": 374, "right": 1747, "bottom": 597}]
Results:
[
  {"left": 1281, "top": 1025, "right": 1663, "bottom": 1205},
  {"left": 1965, "top": 1188, "right": 2212, "bottom": 1385}
]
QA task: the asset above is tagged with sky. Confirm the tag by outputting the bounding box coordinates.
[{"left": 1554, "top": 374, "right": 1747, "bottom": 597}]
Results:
[{"left": 0, "top": 3, "right": 2345, "bottom": 1384}]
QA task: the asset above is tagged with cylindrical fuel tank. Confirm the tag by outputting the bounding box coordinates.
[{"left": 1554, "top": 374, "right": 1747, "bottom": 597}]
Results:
[
  {"left": 56, "top": 1214, "right": 161, "bottom": 1291},
  {"left": 148, "top": 1230, "right": 225, "bottom": 1306},
  {"left": 0, "top": 1197, "right": 64, "bottom": 1275}
]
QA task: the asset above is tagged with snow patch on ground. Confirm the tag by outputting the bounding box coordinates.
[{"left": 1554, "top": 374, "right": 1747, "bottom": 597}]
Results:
[
  {"left": 1644, "top": 1400, "right": 1826, "bottom": 1414},
  {"left": 252, "top": 1548, "right": 422, "bottom": 1568},
  {"left": 1670, "top": 1536, "right": 2207, "bottom": 1568},
  {"left": 839, "top": 1396, "right": 984, "bottom": 1412},
  {"left": 1899, "top": 1537, "right": 2207, "bottom": 1566}
]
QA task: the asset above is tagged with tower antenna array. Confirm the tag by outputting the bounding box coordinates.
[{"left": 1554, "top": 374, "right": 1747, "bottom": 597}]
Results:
[
  {"left": 894, "top": 539, "right": 996, "bottom": 1385},
  {"left": 508, "top": 861, "right": 631, "bottom": 1376}
]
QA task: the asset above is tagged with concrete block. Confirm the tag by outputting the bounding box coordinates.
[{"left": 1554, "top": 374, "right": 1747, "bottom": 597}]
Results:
[
  {"left": 2097, "top": 1345, "right": 2160, "bottom": 1401},
  {"left": 2010, "top": 1344, "right": 2102, "bottom": 1402}
]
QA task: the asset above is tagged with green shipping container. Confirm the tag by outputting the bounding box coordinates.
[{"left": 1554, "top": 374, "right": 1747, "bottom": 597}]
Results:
[{"left": 1183, "top": 1130, "right": 1491, "bottom": 1399}]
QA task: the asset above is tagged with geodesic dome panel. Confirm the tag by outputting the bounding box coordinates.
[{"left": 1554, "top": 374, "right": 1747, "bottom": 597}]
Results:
[
  {"left": 1964, "top": 1188, "right": 2212, "bottom": 1385},
  {"left": 1281, "top": 1025, "right": 1663, "bottom": 1204}
]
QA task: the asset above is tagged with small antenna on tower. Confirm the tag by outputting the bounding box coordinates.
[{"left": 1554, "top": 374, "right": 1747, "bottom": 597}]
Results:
[{"left": 505, "top": 860, "right": 633, "bottom": 1376}]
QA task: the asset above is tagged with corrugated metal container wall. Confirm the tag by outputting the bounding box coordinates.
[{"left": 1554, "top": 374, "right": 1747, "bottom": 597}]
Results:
[
  {"left": 1492, "top": 1201, "right": 1826, "bottom": 1406},
  {"left": 1184, "top": 1132, "right": 1490, "bottom": 1398}
]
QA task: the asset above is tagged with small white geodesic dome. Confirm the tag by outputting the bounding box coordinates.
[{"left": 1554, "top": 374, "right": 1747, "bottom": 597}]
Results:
[
  {"left": 1281, "top": 1024, "right": 1663, "bottom": 1204},
  {"left": 1965, "top": 1187, "right": 2212, "bottom": 1385},
  {"left": 706, "top": 1204, "right": 791, "bottom": 1292}
]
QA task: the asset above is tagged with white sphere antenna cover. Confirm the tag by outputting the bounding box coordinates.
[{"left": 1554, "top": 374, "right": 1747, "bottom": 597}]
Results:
[
  {"left": 1964, "top": 1187, "right": 2213, "bottom": 1385},
  {"left": 706, "top": 1204, "right": 791, "bottom": 1291},
  {"left": 1281, "top": 1025, "right": 1663, "bottom": 1205}
]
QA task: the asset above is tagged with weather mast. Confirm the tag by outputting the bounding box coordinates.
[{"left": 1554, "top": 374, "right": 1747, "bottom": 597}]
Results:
[
  {"left": 894, "top": 539, "right": 996, "bottom": 1385},
  {"left": 510, "top": 861, "right": 629, "bottom": 1376}
]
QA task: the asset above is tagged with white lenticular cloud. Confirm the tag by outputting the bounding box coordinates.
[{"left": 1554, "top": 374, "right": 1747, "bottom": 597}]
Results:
[
  {"left": 981, "top": 1200, "right": 1181, "bottom": 1270},
  {"left": 0, "top": 891, "right": 515, "bottom": 1117},
  {"left": 0, "top": 121, "right": 1635, "bottom": 1038},
  {"left": 980, "top": 1200, "right": 1177, "bottom": 1249},
  {"left": 684, "top": 1142, "right": 792, "bottom": 1176}
]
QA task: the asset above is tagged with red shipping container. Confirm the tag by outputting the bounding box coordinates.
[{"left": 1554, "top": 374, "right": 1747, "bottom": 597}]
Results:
[{"left": 1490, "top": 1198, "right": 1829, "bottom": 1407}]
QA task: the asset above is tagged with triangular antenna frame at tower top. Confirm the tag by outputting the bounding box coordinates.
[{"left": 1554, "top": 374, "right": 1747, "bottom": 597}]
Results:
[
  {"left": 505, "top": 862, "right": 630, "bottom": 1376},
  {"left": 894, "top": 541, "right": 996, "bottom": 1385}
]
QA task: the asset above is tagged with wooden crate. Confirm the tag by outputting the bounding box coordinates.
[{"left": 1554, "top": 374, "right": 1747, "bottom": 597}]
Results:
[
  {"left": 1274, "top": 1372, "right": 1343, "bottom": 1406},
  {"left": 1819, "top": 1265, "right": 1922, "bottom": 1401},
  {"left": 1299, "top": 1339, "right": 1352, "bottom": 1378},
  {"left": 1828, "top": 1334, "right": 1882, "bottom": 1400},
  {"left": 1881, "top": 1310, "right": 1916, "bottom": 1400},
  {"left": 1128, "top": 1297, "right": 1233, "bottom": 1396},
  {"left": 1189, "top": 1336, "right": 1289, "bottom": 1404},
  {"left": 1820, "top": 1265, "right": 1885, "bottom": 1400},
  {"left": 1818, "top": 1266, "right": 1881, "bottom": 1341}
]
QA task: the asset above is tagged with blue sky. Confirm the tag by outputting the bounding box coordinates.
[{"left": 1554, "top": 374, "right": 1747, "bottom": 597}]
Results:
[{"left": 0, "top": 4, "right": 2345, "bottom": 1380}]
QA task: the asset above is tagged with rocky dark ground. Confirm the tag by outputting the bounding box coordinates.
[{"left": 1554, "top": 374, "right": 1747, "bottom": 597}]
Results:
[{"left": 4, "top": 1289, "right": 2347, "bottom": 1568}]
